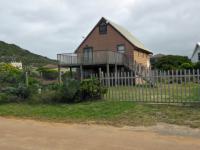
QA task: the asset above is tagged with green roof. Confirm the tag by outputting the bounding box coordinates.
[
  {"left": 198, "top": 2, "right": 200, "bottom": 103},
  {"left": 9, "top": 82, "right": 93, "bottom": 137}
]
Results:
[{"left": 105, "top": 18, "right": 152, "bottom": 54}]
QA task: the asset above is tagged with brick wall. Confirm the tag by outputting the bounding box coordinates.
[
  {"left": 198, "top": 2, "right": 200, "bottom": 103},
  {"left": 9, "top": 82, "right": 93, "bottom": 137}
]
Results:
[{"left": 76, "top": 23, "right": 150, "bottom": 68}]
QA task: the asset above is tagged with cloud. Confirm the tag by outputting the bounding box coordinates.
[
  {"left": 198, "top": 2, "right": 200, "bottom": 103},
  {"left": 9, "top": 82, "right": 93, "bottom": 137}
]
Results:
[{"left": 0, "top": 0, "right": 199, "bottom": 59}]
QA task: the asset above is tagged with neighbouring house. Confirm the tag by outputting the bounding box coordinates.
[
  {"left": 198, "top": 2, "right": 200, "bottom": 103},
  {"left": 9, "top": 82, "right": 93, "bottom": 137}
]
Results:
[
  {"left": 57, "top": 17, "right": 153, "bottom": 80},
  {"left": 10, "top": 61, "right": 23, "bottom": 70},
  {"left": 191, "top": 43, "right": 200, "bottom": 63}
]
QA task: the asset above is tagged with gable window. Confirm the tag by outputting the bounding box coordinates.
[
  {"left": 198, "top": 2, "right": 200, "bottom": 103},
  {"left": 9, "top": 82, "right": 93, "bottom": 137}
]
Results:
[
  {"left": 99, "top": 21, "right": 107, "bottom": 34},
  {"left": 117, "top": 44, "right": 125, "bottom": 53},
  {"left": 198, "top": 53, "right": 200, "bottom": 61}
]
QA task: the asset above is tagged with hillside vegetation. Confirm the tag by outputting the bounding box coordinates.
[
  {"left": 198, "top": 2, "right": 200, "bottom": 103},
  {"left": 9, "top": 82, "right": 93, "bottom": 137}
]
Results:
[{"left": 0, "top": 41, "right": 56, "bottom": 67}]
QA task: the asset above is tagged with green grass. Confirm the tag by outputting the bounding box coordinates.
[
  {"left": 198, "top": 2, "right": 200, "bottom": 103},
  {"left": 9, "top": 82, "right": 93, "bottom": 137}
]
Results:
[
  {"left": 105, "top": 83, "right": 200, "bottom": 103},
  {"left": 0, "top": 101, "right": 200, "bottom": 128}
]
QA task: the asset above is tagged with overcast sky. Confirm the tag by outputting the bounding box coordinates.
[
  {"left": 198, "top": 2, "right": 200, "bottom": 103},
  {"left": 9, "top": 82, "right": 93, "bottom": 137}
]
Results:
[{"left": 0, "top": 0, "right": 200, "bottom": 59}]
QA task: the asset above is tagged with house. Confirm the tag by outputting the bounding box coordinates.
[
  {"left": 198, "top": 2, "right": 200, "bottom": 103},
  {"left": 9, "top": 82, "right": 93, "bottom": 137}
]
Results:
[
  {"left": 191, "top": 43, "right": 200, "bottom": 63},
  {"left": 57, "top": 17, "right": 153, "bottom": 80},
  {"left": 10, "top": 61, "right": 23, "bottom": 70}
]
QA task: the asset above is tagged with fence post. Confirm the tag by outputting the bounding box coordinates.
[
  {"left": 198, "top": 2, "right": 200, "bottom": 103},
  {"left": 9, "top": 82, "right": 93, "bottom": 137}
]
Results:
[
  {"left": 58, "top": 65, "right": 62, "bottom": 84},
  {"left": 99, "top": 68, "right": 102, "bottom": 85},
  {"left": 25, "top": 72, "right": 29, "bottom": 87},
  {"left": 197, "top": 69, "right": 200, "bottom": 101},
  {"left": 80, "top": 65, "right": 83, "bottom": 81},
  {"left": 115, "top": 64, "right": 117, "bottom": 86},
  {"left": 106, "top": 64, "right": 110, "bottom": 86}
]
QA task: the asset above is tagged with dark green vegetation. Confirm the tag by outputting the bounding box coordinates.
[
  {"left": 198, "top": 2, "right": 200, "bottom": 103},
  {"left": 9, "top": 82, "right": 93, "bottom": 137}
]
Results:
[
  {"left": 151, "top": 55, "right": 200, "bottom": 70},
  {"left": 0, "top": 41, "right": 56, "bottom": 67},
  {"left": 0, "top": 101, "right": 200, "bottom": 128},
  {"left": 0, "top": 63, "right": 107, "bottom": 104},
  {"left": 37, "top": 67, "right": 58, "bottom": 80},
  {"left": 106, "top": 84, "right": 200, "bottom": 102}
]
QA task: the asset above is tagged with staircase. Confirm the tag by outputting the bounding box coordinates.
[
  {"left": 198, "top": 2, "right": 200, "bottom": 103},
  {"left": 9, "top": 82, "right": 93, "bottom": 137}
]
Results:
[{"left": 123, "top": 54, "right": 155, "bottom": 86}]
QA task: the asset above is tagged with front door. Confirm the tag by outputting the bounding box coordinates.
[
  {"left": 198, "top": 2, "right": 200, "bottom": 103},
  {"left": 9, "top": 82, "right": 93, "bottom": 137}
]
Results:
[{"left": 83, "top": 47, "right": 93, "bottom": 64}]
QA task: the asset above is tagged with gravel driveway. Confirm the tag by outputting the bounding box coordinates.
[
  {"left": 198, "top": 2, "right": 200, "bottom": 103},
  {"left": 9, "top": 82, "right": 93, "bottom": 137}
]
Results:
[{"left": 0, "top": 117, "right": 200, "bottom": 150}]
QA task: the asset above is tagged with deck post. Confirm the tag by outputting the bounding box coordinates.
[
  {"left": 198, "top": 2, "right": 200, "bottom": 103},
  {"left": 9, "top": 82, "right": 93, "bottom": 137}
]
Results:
[
  {"left": 106, "top": 64, "right": 110, "bottom": 86},
  {"left": 99, "top": 67, "right": 102, "bottom": 77},
  {"left": 70, "top": 67, "right": 72, "bottom": 78},
  {"left": 115, "top": 64, "right": 117, "bottom": 86},
  {"left": 58, "top": 65, "right": 62, "bottom": 84},
  {"left": 80, "top": 65, "right": 83, "bottom": 80}
]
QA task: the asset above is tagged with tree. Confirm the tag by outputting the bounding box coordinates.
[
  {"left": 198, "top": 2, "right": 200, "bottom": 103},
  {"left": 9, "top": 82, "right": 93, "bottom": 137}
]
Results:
[
  {"left": 153, "top": 55, "right": 192, "bottom": 70},
  {"left": 194, "top": 62, "right": 200, "bottom": 69},
  {"left": 0, "top": 63, "right": 22, "bottom": 84}
]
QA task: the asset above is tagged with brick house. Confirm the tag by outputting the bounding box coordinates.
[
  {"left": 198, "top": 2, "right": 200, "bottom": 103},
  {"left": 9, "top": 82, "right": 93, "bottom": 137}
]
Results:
[{"left": 57, "top": 17, "right": 153, "bottom": 80}]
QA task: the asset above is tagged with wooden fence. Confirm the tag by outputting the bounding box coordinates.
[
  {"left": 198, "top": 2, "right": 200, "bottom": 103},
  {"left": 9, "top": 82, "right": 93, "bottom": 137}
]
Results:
[{"left": 97, "top": 69, "right": 200, "bottom": 103}]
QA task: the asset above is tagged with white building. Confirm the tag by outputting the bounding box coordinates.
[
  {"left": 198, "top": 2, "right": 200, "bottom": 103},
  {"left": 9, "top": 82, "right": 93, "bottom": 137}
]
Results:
[
  {"left": 191, "top": 43, "right": 200, "bottom": 63},
  {"left": 10, "top": 62, "right": 23, "bottom": 69}
]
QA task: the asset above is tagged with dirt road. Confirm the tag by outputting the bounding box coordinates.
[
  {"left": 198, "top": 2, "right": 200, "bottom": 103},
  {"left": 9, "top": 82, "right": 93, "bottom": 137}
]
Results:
[{"left": 0, "top": 117, "right": 200, "bottom": 150}]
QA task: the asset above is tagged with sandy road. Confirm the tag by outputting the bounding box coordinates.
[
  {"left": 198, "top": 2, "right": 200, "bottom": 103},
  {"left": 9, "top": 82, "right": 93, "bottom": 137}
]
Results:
[{"left": 0, "top": 117, "right": 200, "bottom": 150}]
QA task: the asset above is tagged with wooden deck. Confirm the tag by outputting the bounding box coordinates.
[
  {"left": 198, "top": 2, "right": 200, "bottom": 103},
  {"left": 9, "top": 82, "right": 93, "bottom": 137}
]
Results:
[{"left": 57, "top": 51, "right": 127, "bottom": 67}]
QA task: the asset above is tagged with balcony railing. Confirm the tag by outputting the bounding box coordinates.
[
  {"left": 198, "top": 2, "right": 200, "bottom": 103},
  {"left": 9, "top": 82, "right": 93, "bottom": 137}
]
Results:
[{"left": 57, "top": 51, "right": 127, "bottom": 66}]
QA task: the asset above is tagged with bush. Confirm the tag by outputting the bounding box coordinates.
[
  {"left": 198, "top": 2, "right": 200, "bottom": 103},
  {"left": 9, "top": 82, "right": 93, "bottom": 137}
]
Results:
[
  {"left": 0, "top": 63, "right": 23, "bottom": 84},
  {"left": 37, "top": 67, "right": 58, "bottom": 80},
  {"left": 3, "top": 84, "right": 30, "bottom": 100},
  {"left": 80, "top": 78, "right": 107, "bottom": 100},
  {"left": 58, "top": 79, "right": 80, "bottom": 103},
  {"left": 30, "top": 79, "right": 80, "bottom": 104},
  {"left": 0, "top": 93, "right": 18, "bottom": 104},
  {"left": 29, "top": 90, "right": 61, "bottom": 104}
]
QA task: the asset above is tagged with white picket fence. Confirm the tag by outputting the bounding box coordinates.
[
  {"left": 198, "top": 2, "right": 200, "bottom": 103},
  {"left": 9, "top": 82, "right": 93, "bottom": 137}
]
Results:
[{"left": 97, "top": 69, "right": 200, "bottom": 103}]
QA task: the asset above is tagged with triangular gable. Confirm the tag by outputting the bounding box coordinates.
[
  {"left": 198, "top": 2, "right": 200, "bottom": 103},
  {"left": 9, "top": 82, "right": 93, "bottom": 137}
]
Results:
[
  {"left": 75, "top": 17, "right": 152, "bottom": 54},
  {"left": 191, "top": 43, "right": 200, "bottom": 59}
]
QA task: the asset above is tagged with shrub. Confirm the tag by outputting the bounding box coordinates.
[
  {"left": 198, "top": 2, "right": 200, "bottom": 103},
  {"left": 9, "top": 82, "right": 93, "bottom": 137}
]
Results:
[
  {"left": 31, "top": 79, "right": 80, "bottom": 104},
  {"left": 0, "top": 63, "right": 23, "bottom": 84},
  {"left": 3, "top": 84, "right": 30, "bottom": 100},
  {"left": 0, "top": 93, "right": 18, "bottom": 104},
  {"left": 58, "top": 79, "right": 80, "bottom": 103},
  {"left": 37, "top": 67, "right": 58, "bottom": 80},
  {"left": 80, "top": 78, "right": 107, "bottom": 100},
  {"left": 29, "top": 90, "right": 61, "bottom": 104}
]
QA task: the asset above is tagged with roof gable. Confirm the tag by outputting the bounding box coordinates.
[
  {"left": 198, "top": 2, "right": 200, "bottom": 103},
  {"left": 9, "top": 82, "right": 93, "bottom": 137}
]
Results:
[
  {"left": 75, "top": 17, "right": 152, "bottom": 54},
  {"left": 105, "top": 18, "right": 150, "bottom": 52},
  {"left": 191, "top": 42, "right": 200, "bottom": 58}
]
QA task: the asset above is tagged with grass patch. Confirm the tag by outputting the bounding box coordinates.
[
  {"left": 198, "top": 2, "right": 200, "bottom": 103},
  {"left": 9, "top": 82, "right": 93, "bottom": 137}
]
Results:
[
  {"left": 106, "top": 83, "right": 200, "bottom": 102},
  {"left": 0, "top": 101, "right": 200, "bottom": 128}
]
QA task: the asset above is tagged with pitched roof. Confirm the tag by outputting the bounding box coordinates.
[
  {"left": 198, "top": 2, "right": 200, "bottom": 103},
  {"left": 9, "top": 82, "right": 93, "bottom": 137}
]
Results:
[
  {"left": 105, "top": 18, "right": 151, "bottom": 53},
  {"left": 191, "top": 42, "right": 200, "bottom": 58},
  {"left": 75, "top": 17, "right": 152, "bottom": 54}
]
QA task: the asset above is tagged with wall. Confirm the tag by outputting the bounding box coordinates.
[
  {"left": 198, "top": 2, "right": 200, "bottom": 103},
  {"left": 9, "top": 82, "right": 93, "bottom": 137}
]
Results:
[
  {"left": 76, "top": 23, "right": 150, "bottom": 68},
  {"left": 191, "top": 47, "right": 200, "bottom": 63}
]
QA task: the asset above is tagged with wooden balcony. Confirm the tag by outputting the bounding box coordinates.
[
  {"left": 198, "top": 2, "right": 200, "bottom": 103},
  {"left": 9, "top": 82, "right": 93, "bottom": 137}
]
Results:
[{"left": 57, "top": 51, "right": 127, "bottom": 67}]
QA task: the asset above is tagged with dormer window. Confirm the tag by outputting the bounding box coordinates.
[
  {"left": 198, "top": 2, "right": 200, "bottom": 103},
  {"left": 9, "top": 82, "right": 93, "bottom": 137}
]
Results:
[{"left": 99, "top": 21, "right": 107, "bottom": 34}]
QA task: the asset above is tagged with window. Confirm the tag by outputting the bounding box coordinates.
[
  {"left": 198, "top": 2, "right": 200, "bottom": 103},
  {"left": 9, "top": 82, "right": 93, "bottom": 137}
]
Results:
[
  {"left": 83, "top": 47, "right": 93, "bottom": 63},
  {"left": 198, "top": 53, "right": 200, "bottom": 61},
  {"left": 117, "top": 44, "right": 125, "bottom": 53},
  {"left": 99, "top": 21, "right": 107, "bottom": 34}
]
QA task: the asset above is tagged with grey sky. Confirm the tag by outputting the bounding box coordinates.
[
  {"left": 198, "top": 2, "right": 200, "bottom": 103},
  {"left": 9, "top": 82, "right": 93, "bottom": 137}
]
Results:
[{"left": 0, "top": 0, "right": 200, "bottom": 59}]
